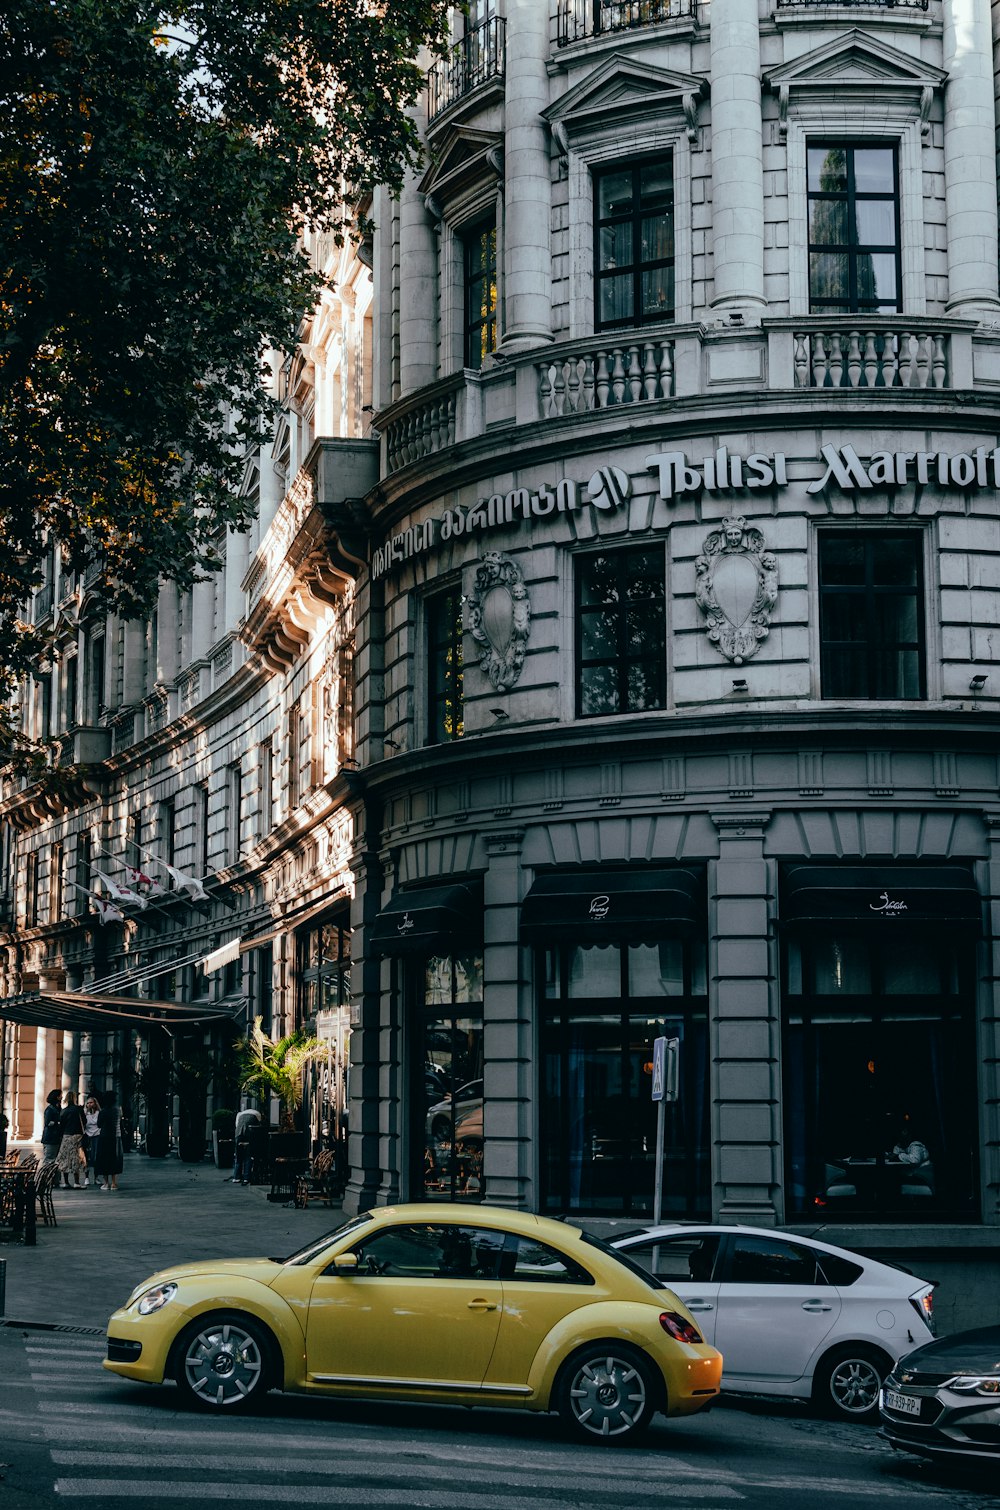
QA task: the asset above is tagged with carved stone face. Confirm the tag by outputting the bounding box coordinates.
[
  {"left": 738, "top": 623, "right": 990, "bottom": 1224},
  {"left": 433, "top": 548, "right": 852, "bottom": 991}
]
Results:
[{"left": 724, "top": 520, "right": 744, "bottom": 548}]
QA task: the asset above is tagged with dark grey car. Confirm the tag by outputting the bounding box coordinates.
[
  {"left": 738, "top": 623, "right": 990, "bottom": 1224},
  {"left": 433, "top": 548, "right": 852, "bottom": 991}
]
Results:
[{"left": 880, "top": 1325, "right": 1000, "bottom": 1462}]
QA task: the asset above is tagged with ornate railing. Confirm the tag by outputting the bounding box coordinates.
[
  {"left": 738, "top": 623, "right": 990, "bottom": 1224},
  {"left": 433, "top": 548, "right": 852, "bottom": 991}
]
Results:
[
  {"left": 383, "top": 377, "right": 462, "bottom": 474},
  {"left": 427, "top": 17, "right": 505, "bottom": 122},
  {"left": 794, "top": 326, "right": 950, "bottom": 389},
  {"left": 777, "top": 0, "right": 927, "bottom": 9},
  {"left": 556, "top": 0, "right": 692, "bottom": 45},
  {"left": 537, "top": 336, "right": 675, "bottom": 417},
  {"left": 32, "top": 582, "right": 54, "bottom": 624}
]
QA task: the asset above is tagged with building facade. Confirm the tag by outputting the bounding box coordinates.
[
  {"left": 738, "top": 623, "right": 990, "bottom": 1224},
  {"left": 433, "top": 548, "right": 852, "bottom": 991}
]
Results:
[{"left": 343, "top": 0, "right": 1000, "bottom": 1316}]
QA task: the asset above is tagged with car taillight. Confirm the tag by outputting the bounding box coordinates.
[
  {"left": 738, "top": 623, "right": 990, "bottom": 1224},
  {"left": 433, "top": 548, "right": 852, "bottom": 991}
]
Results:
[
  {"left": 660, "top": 1311, "right": 703, "bottom": 1345},
  {"left": 910, "top": 1292, "right": 936, "bottom": 1335}
]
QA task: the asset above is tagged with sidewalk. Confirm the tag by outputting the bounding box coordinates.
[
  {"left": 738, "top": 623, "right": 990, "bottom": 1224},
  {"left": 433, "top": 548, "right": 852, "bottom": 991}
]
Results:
[{"left": 0, "top": 1151, "right": 344, "bottom": 1332}]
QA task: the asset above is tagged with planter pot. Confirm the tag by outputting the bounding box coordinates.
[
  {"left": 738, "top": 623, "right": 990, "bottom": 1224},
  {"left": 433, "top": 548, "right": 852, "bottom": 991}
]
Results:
[
  {"left": 179, "top": 1135, "right": 206, "bottom": 1164},
  {"left": 214, "top": 1135, "right": 235, "bottom": 1169}
]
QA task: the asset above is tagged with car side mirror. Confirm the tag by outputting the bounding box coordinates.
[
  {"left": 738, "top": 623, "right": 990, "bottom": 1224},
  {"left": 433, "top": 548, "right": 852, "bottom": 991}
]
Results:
[{"left": 331, "top": 1251, "right": 360, "bottom": 1272}]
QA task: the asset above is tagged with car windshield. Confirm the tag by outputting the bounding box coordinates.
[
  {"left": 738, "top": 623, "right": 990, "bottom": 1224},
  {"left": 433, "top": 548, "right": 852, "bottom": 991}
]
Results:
[
  {"left": 275, "top": 1212, "right": 374, "bottom": 1266},
  {"left": 581, "top": 1232, "right": 666, "bottom": 1292}
]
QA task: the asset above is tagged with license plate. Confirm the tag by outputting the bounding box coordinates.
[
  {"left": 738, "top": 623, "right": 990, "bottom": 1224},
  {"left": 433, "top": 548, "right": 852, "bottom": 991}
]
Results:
[{"left": 884, "top": 1388, "right": 921, "bottom": 1417}]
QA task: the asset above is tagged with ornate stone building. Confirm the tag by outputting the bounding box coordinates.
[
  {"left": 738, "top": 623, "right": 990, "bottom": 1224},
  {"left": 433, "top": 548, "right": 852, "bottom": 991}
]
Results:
[{"left": 342, "top": 0, "right": 1000, "bottom": 1320}]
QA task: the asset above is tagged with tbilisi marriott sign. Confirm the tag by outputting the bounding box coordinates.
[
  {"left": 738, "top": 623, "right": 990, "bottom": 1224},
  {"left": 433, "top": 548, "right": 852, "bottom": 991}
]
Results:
[{"left": 371, "top": 442, "right": 1000, "bottom": 580}]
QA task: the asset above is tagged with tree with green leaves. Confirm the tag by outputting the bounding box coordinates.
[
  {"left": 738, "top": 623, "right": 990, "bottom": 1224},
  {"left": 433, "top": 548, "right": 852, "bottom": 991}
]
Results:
[{"left": 0, "top": 0, "right": 448, "bottom": 759}]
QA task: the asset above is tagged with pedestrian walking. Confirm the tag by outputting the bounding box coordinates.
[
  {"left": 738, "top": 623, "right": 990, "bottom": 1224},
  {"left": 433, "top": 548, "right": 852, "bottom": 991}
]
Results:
[
  {"left": 39, "top": 1088, "right": 62, "bottom": 1165},
  {"left": 82, "top": 1094, "right": 102, "bottom": 1188},
  {"left": 55, "top": 1091, "right": 86, "bottom": 1188},
  {"left": 95, "top": 1093, "right": 125, "bottom": 1191}
]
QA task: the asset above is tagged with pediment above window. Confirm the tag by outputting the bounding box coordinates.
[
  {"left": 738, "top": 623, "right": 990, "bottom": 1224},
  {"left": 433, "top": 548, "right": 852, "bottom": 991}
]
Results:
[
  {"left": 544, "top": 54, "right": 708, "bottom": 149},
  {"left": 419, "top": 126, "right": 504, "bottom": 219},
  {"left": 765, "top": 31, "right": 946, "bottom": 135}
]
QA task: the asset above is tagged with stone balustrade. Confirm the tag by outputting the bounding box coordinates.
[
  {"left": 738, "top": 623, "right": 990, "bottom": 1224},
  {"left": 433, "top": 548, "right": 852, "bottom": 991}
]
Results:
[
  {"left": 793, "top": 326, "right": 950, "bottom": 389},
  {"left": 383, "top": 378, "right": 462, "bottom": 474},
  {"left": 536, "top": 336, "right": 675, "bottom": 417}
]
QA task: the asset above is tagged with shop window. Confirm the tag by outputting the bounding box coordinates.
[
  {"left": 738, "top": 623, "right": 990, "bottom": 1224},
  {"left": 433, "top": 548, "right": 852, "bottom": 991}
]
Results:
[
  {"left": 24, "top": 850, "right": 38, "bottom": 928},
  {"left": 541, "top": 937, "right": 709, "bottom": 1218},
  {"left": 463, "top": 216, "right": 497, "bottom": 370},
  {"left": 783, "top": 927, "right": 978, "bottom": 1221},
  {"left": 819, "top": 530, "right": 924, "bottom": 700},
  {"left": 427, "top": 586, "right": 465, "bottom": 744},
  {"left": 48, "top": 841, "right": 63, "bottom": 923},
  {"left": 807, "top": 144, "right": 900, "bottom": 314},
  {"left": 416, "top": 954, "right": 484, "bottom": 1202},
  {"left": 594, "top": 157, "right": 674, "bottom": 330},
  {"left": 576, "top": 546, "right": 666, "bottom": 717},
  {"left": 298, "top": 915, "right": 350, "bottom": 1159}
]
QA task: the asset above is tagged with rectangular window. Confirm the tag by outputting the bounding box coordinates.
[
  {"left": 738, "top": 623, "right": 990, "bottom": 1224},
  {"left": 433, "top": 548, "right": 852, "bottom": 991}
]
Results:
[
  {"left": 75, "top": 829, "right": 92, "bottom": 914},
  {"left": 48, "top": 841, "right": 63, "bottom": 923},
  {"left": 427, "top": 586, "right": 465, "bottom": 744},
  {"left": 463, "top": 217, "right": 498, "bottom": 370},
  {"left": 819, "top": 531, "right": 924, "bottom": 700},
  {"left": 807, "top": 144, "right": 900, "bottom": 314},
  {"left": 88, "top": 636, "right": 106, "bottom": 722},
  {"left": 64, "top": 654, "right": 78, "bottom": 729},
  {"left": 258, "top": 739, "right": 274, "bottom": 839},
  {"left": 24, "top": 850, "right": 38, "bottom": 928},
  {"left": 287, "top": 704, "right": 300, "bottom": 809},
  {"left": 595, "top": 157, "right": 674, "bottom": 330},
  {"left": 197, "top": 783, "right": 210, "bottom": 874},
  {"left": 227, "top": 762, "right": 243, "bottom": 865},
  {"left": 576, "top": 546, "right": 666, "bottom": 717},
  {"left": 158, "top": 797, "right": 176, "bottom": 869}
]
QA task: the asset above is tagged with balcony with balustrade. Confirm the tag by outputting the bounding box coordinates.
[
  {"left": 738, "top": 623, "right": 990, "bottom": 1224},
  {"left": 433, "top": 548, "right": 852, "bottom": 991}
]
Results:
[
  {"left": 427, "top": 18, "right": 506, "bottom": 125},
  {"left": 556, "top": 0, "right": 694, "bottom": 46}
]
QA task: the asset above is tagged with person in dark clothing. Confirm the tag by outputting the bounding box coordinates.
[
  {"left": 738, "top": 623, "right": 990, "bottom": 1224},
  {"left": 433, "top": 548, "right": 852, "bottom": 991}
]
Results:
[
  {"left": 40, "top": 1088, "right": 62, "bottom": 1165},
  {"left": 95, "top": 1095, "right": 124, "bottom": 1191},
  {"left": 55, "top": 1091, "right": 86, "bottom": 1188}
]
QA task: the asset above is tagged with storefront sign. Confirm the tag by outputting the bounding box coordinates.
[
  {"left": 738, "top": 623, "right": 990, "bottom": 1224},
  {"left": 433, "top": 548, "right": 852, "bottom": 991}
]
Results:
[
  {"left": 869, "top": 891, "right": 908, "bottom": 916},
  {"left": 372, "top": 442, "right": 1000, "bottom": 578}
]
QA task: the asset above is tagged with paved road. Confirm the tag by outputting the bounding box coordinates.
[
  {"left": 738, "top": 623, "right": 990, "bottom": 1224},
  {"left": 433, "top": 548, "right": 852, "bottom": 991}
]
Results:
[{"left": 1, "top": 1325, "right": 996, "bottom": 1510}]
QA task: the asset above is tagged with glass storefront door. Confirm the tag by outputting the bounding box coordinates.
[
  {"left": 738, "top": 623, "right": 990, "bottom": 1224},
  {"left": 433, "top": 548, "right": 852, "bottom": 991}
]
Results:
[
  {"left": 413, "top": 954, "right": 485, "bottom": 1202},
  {"left": 783, "top": 928, "right": 979, "bottom": 1220},
  {"left": 540, "top": 939, "right": 710, "bottom": 1217}
]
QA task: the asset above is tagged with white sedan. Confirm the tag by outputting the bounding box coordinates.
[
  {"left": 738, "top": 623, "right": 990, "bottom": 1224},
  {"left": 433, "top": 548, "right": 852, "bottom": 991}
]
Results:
[{"left": 611, "top": 1223, "right": 936, "bottom": 1421}]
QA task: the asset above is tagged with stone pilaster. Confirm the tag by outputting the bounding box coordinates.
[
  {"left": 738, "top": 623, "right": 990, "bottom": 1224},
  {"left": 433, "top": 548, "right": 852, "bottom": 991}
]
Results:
[
  {"left": 482, "top": 830, "right": 528, "bottom": 1208},
  {"left": 943, "top": 0, "right": 1000, "bottom": 318},
  {"left": 981, "top": 816, "right": 1000, "bottom": 1220},
  {"left": 709, "top": 811, "right": 778, "bottom": 1222},
  {"left": 61, "top": 1030, "right": 81, "bottom": 1098},
  {"left": 709, "top": 0, "right": 765, "bottom": 313},
  {"left": 343, "top": 831, "right": 389, "bottom": 1216},
  {"left": 398, "top": 103, "right": 439, "bottom": 395},
  {"left": 500, "top": 0, "right": 553, "bottom": 352}
]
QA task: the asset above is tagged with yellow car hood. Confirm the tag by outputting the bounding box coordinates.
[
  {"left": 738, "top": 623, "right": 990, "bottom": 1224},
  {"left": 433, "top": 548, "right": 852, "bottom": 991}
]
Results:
[{"left": 128, "top": 1258, "right": 284, "bottom": 1302}]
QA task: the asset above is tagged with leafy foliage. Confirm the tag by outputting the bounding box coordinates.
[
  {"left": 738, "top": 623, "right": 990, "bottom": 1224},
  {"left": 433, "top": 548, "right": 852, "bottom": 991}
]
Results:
[
  {"left": 236, "top": 1015, "right": 325, "bottom": 1116},
  {"left": 0, "top": 0, "right": 449, "bottom": 754}
]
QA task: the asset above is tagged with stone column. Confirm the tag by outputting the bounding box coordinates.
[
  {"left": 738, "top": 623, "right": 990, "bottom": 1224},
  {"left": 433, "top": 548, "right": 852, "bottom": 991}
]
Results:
[
  {"left": 943, "top": 0, "right": 1000, "bottom": 319},
  {"left": 398, "top": 102, "right": 439, "bottom": 395},
  {"left": 709, "top": 811, "right": 778, "bottom": 1222},
  {"left": 343, "top": 831, "right": 389, "bottom": 1216},
  {"left": 61, "top": 1030, "right": 81, "bottom": 1097},
  {"left": 982, "top": 819, "right": 1000, "bottom": 1219},
  {"left": 482, "top": 831, "right": 528, "bottom": 1208},
  {"left": 122, "top": 619, "right": 145, "bottom": 704},
  {"left": 190, "top": 580, "right": 215, "bottom": 661},
  {"left": 500, "top": 0, "right": 553, "bottom": 351},
  {"left": 33, "top": 1026, "right": 60, "bottom": 1140},
  {"left": 155, "top": 583, "right": 178, "bottom": 685},
  {"left": 709, "top": 0, "right": 766, "bottom": 313}
]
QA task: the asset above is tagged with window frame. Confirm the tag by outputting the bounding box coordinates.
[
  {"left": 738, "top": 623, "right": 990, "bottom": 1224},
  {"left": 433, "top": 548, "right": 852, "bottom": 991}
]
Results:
[
  {"left": 806, "top": 141, "right": 901, "bottom": 315},
  {"left": 593, "top": 154, "right": 675, "bottom": 332},
  {"left": 426, "top": 584, "right": 465, "bottom": 745},
  {"left": 817, "top": 528, "right": 926, "bottom": 701},
  {"left": 575, "top": 543, "right": 667, "bottom": 719},
  {"left": 462, "top": 214, "right": 498, "bottom": 370}
]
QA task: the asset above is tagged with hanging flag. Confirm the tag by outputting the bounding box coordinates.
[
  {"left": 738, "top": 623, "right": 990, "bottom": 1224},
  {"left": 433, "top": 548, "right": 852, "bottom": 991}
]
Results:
[
  {"left": 124, "top": 863, "right": 167, "bottom": 899},
  {"left": 92, "top": 866, "right": 147, "bottom": 909},
  {"left": 69, "top": 882, "right": 125, "bottom": 925},
  {"left": 163, "top": 863, "right": 209, "bottom": 903}
]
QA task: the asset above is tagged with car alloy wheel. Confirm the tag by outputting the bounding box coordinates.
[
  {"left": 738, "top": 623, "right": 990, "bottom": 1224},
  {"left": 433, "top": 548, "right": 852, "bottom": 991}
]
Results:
[
  {"left": 816, "top": 1346, "right": 887, "bottom": 1421},
  {"left": 177, "top": 1314, "right": 268, "bottom": 1410},
  {"left": 559, "top": 1344, "right": 655, "bottom": 1442}
]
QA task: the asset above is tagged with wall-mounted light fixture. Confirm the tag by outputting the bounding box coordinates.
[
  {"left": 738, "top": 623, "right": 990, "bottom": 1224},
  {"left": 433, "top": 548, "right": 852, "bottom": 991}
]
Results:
[
  {"left": 732, "top": 678, "right": 748, "bottom": 693},
  {"left": 383, "top": 736, "right": 401, "bottom": 750},
  {"left": 970, "top": 673, "right": 988, "bottom": 691},
  {"left": 490, "top": 708, "right": 509, "bottom": 722}
]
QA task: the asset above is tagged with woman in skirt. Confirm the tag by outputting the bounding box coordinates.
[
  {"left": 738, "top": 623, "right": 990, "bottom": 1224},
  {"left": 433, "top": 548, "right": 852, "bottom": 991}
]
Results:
[{"left": 55, "top": 1091, "right": 86, "bottom": 1188}]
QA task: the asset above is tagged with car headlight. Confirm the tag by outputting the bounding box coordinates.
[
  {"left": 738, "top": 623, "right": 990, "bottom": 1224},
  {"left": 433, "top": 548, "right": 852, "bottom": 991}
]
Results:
[
  {"left": 135, "top": 1282, "right": 178, "bottom": 1316},
  {"left": 950, "top": 1376, "right": 1000, "bottom": 1395}
]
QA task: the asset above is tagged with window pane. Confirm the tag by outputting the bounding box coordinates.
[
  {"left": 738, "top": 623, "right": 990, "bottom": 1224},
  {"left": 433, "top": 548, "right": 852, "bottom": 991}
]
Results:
[
  {"left": 579, "top": 554, "right": 620, "bottom": 606},
  {"left": 640, "top": 213, "right": 674, "bottom": 262},
  {"left": 855, "top": 201, "right": 896, "bottom": 244},
  {"left": 874, "top": 596, "right": 918, "bottom": 641},
  {"left": 626, "top": 604, "right": 664, "bottom": 654},
  {"left": 626, "top": 661, "right": 665, "bottom": 712},
  {"left": 810, "top": 938, "right": 872, "bottom": 995},
  {"left": 628, "top": 941, "right": 685, "bottom": 996},
  {"left": 821, "top": 539, "right": 866, "bottom": 585},
  {"left": 599, "top": 222, "right": 633, "bottom": 271},
  {"left": 810, "top": 251, "right": 849, "bottom": 303},
  {"left": 808, "top": 147, "right": 848, "bottom": 194},
  {"left": 865, "top": 253, "right": 897, "bottom": 303},
  {"left": 639, "top": 160, "right": 672, "bottom": 206},
  {"left": 809, "top": 200, "right": 848, "bottom": 246},
  {"left": 823, "top": 647, "right": 867, "bottom": 698},
  {"left": 641, "top": 264, "right": 674, "bottom": 320},
  {"left": 873, "top": 649, "right": 921, "bottom": 699},
  {"left": 600, "top": 274, "right": 633, "bottom": 324},
  {"left": 599, "top": 170, "right": 633, "bottom": 218},
  {"left": 580, "top": 662, "right": 620, "bottom": 716},
  {"left": 853, "top": 149, "right": 895, "bottom": 193},
  {"left": 871, "top": 538, "right": 918, "bottom": 587},
  {"left": 505, "top": 1236, "right": 593, "bottom": 1284},
  {"left": 580, "top": 609, "right": 618, "bottom": 661},
  {"left": 821, "top": 598, "right": 865, "bottom": 643},
  {"left": 567, "top": 944, "right": 622, "bottom": 998},
  {"left": 625, "top": 1234, "right": 720, "bottom": 1282}
]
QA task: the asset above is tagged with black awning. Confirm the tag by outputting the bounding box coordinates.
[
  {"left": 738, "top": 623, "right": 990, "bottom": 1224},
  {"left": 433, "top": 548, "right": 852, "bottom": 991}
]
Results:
[
  {"left": 781, "top": 864, "right": 981, "bottom": 929},
  {"left": 369, "top": 883, "right": 482, "bottom": 958},
  {"left": 520, "top": 868, "right": 702, "bottom": 944},
  {"left": 0, "top": 991, "right": 241, "bottom": 1031}
]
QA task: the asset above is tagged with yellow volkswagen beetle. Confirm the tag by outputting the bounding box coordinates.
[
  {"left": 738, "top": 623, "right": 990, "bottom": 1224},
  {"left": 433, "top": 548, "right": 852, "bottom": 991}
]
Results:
[{"left": 104, "top": 1203, "right": 722, "bottom": 1442}]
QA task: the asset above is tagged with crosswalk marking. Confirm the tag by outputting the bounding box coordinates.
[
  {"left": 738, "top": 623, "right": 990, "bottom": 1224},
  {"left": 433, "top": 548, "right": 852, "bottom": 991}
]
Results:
[{"left": 53, "top": 1485, "right": 744, "bottom": 1507}]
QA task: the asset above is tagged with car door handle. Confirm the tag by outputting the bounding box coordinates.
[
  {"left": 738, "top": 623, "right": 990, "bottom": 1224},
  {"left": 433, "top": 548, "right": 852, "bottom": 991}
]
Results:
[
  {"left": 686, "top": 1301, "right": 715, "bottom": 1312},
  {"left": 467, "top": 1299, "right": 498, "bottom": 1312},
  {"left": 802, "top": 1301, "right": 833, "bottom": 1312}
]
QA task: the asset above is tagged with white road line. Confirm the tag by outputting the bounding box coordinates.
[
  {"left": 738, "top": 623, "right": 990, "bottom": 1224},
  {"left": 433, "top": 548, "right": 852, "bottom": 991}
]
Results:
[{"left": 53, "top": 1484, "right": 744, "bottom": 1506}]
